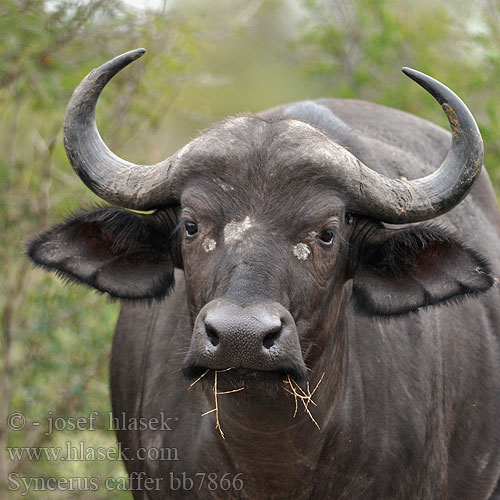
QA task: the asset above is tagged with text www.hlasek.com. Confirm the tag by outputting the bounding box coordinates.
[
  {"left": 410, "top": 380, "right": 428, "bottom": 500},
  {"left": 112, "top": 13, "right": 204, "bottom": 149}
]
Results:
[{"left": 7, "top": 441, "right": 178, "bottom": 462}]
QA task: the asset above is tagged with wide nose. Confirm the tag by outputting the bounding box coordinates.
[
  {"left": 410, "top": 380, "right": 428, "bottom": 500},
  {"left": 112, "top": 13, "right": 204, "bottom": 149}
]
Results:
[
  {"left": 204, "top": 305, "right": 283, "bottom": 350},
  {"left": 184, "top": 300, "right": 306, "bottom": 380}
]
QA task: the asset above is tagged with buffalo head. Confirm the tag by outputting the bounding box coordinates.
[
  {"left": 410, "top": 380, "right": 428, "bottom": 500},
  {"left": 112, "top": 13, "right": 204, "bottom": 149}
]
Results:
[{"left": 29, "top": 49, "right": 494, "bottom": 388}]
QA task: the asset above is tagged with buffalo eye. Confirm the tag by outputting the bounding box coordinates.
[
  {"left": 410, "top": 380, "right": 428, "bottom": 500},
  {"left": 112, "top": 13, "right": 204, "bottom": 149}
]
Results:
[
  {"left": 184, "top": 221, "right": 199, "bottom": 238},
  {"left": 318, "top": 229, "right": 336, "bottom": 247}
]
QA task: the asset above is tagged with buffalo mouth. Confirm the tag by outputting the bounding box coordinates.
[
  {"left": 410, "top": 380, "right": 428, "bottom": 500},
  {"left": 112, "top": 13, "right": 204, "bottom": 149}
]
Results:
[{"left": 183, "top": 364, "right": 308, "bottom": 387}]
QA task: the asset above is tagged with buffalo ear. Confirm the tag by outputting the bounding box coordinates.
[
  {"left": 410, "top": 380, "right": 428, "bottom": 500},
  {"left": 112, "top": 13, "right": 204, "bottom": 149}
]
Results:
[
  {"left": 352, "top": 225, "right": 495, "bottom": 316},
  {"left": 27, "top": 208, "right": 179, "bottom": 300}
]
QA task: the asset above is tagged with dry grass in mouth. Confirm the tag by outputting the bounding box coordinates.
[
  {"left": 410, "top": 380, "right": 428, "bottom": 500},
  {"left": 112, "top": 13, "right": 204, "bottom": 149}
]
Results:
[
  {"left": 189, "top": 368, "right": 325, "bottom": 437},
  {"left": 283, "top": 372, "right": 325, "bottom": 430},
  {"left": 191, "top": 368, "right": 244, "bottom": 439},
  {"left": 189, "top": 369, "right": 210, "bottom": 388}
]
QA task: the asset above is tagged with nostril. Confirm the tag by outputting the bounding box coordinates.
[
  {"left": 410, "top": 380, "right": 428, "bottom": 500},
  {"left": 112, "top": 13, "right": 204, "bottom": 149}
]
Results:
[
  {"left": 262, "top": 325, "right": 282, "bottom": 349},
  {"left": 205, "top": 324, "right": 220, "bottom": 347}
]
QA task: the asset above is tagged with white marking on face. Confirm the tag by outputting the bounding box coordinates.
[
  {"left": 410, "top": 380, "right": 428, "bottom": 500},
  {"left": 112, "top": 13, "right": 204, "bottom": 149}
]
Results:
[
  {"left": 224, "top": 216, "right": 253, "bottom": 244},
  {"left": 202, "top": 238, "right": 217, "bottom": 253},
  {"left": 293, "top": 243, "right": 311, "bottom": 261}
]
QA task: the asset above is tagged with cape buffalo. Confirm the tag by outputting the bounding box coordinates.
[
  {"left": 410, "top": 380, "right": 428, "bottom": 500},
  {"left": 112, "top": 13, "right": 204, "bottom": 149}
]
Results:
[{"left": 29, "top": 49, "right": 500, "bottom": 499}]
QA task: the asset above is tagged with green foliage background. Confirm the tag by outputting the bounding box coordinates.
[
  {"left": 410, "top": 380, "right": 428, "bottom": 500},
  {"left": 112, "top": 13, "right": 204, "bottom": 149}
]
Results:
[{"left": 1, "top": 0, "right": 499, "bottom": 497}]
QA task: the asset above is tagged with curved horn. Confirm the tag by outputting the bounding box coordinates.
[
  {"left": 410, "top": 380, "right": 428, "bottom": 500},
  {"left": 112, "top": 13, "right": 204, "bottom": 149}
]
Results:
[
  {"left": 63, "top": 48, "right": 177, "bottom": 210},
  {"left": 343, "top": 68, "right": 483, "bottom": 224}
]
